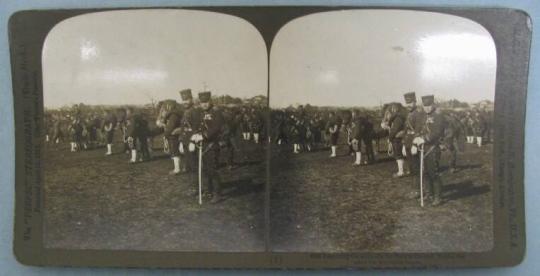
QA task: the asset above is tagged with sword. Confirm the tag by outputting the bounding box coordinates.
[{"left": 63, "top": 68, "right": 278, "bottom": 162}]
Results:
[
  {"left": 198, "top": 140, "right": 203, "bottom": 205},
  {"left": 420, "top": 143, "right": 424, "bottom": 207}
]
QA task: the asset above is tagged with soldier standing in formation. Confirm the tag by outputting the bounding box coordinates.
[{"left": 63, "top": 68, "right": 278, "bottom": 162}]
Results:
[
  {"left": 156, "top": 99, "right": 182, "bottom": 174},
  {"left": 103, "top": 110, "right": 117, "bottom": 155},
  {"left": 386, "top": 103, "right": 407, "bottom": 178},
  {"left": 473, "top": 110, "right": 487, "bottom": 147},
  {"left": 413, "top": 95, "right": 446, "bottom": 206},
  {"left": 180, "top": 89, "right": 202, "bottom": 175},
  {"left": 221, "top": 107, "right": 239, "bottom": 169},
  {"left": 326, "top": 111, "right": 342, "bottom": 158},
  {"left": 126, "top": 107, "right": 151, "bottom": 163},
  {"left": 68, "top": 117, "right": 84, "bottom": 152},
  {"left": 193, "top": 91, "right": 225, "bottom": 203},
  {"left": 350, "top": 111, "right": 375, "bottom": 166},
  {"left": 403, "top": 92, "right": 426, "bottom": 178}
]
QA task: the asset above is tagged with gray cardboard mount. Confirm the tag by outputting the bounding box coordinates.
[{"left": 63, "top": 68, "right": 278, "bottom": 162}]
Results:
[{"left": 9, "top": 6, "right": 531, "bottom": 268}]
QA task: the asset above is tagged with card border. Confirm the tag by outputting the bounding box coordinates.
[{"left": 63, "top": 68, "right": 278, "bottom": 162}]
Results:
[{"left": 9, "top": 6, "right": 531, "bottom": 268}]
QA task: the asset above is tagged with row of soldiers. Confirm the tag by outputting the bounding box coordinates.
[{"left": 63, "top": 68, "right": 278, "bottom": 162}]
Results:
[
  {"left": 46, "top": 90, "right": 268, "bottom": 204},
  {"left": 270, "top": 92, "right": 492, "bottom": 206}
]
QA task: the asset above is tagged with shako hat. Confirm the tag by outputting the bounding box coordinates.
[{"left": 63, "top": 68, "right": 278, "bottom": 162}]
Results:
[
  {"left": 421, "top": 95, "right": 435, "bottom": 106},
  {"left": 179, "top": 89, "right": 192, "bottom": 101},
  {"left": 199, "top": 91, "right": 212, "bottom": 103},
  {"left": 403, "top": 92, "right": 416, "bottom": 104}
]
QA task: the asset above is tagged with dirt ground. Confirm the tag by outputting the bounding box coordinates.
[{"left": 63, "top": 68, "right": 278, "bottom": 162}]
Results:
[
  {"left": 270, "top": 139, "right": 493, "bottom": 253},
  {"left": 44, "top": 134, "right": 493, "bottom": 253},
  {"left": 44, "top": 138, "right": 266, "bottom": 251}
]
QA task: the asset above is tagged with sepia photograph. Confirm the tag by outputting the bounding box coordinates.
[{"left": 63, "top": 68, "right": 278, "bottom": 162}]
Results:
[
  {"left": 269, "top": 10, "right": 496, "bottom": 253},
  {"left": 42, "top": 9, "right": 268, "bottom": 251},
  {"left": 8, "top": 4, "right": 532, "bottom": 268}
]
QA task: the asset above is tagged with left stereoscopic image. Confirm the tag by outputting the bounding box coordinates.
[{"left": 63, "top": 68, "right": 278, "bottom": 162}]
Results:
[{"left": 42, "top": 10, "right": 268, "bottom": 251}]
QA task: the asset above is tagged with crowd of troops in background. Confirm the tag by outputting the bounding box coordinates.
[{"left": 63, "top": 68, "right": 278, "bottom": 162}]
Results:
[
  {"left": 271, "top": 92, "right": 492, "bottom": 206},
  {"left": 45, "top": 90, "right": 492, "bottom": 206},
  {"left": 45, "top": 89, "right": 266, "bottom": 203}
]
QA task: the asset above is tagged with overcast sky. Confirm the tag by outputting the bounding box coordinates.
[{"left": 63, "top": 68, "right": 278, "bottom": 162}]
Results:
[
  {"left": 270, "top": 10, "right": 497, "bottom": 108},
  {"left": 43, "top": 9, "right": 267, "bottom": 108}
]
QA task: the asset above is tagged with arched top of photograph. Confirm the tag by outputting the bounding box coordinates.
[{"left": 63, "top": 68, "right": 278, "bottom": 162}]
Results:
[
  {"left": 43, "top": 9, "right": 268, "bottom": 109},
  {"left": 270, "top": 9, "right": 496, "bottom": 109}
]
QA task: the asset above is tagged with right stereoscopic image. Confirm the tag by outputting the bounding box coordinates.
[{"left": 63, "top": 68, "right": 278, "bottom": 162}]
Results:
[{"left": 269, "top": 10, "right": 496, "bottom": 252}]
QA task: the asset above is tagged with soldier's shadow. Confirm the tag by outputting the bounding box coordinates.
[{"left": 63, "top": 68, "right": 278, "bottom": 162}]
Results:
[
  {"left": 220, "top": 178, "right": 264, "bottom": 200},
  {"left": 439, "top": 164, "right": 483, "bottom": 173},
  {"left": 228, "top": 159, "right": 264, "bottom": 167},
  {"left": 148, "top": 154, "right": 173, "bottom": 161},
  {"left": 373, "top": 156, "right": 395, "bottom": 164},
  {"left": 442, "top": 180, "right": 491, "bottom": 201}
]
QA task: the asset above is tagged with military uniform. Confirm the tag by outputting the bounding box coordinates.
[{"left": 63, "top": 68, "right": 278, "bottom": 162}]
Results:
[
  {"left": 52, "top": 116, "right": 63, "bottom": 144},
  {"left": 68, "top": 117, "right": 84, "bottom": 152},
  {"left": 180, "top": 90, "right": 203, "bottom": 173},
  {"left": 386, "top": 103, "right": 407, "bottom": 177},
  {"left": 415, "top": 95, "right": 446, "bottom": 206},
  {"left": 351, "top": 115, "right": 375, "bottom": 165},
  {"left": 199, "top": 92, "right": 225, "bottom": 203},
  {"left": 473, "top": 110, "right": 487, "bottom": 147},
  {"left": 103, "top": 111, "right": 117, "bottom": 155},
  {"left": 326, "top": 112, "right": 342, "bottom": 157},
  {"left": 403, "top": 92, "right": 426, "bottom": 176},
  {"left": 126, "top": 109, "right": 151, "bottom": 163},
  {"left": 249, "top": 108, "right": 264, "bottom": 144},
  {"left": 221, "top": 107, "right": 240, "bottom": 168}
]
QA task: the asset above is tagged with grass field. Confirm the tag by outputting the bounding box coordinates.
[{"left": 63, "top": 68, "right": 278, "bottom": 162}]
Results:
[
  {"left": 44, "top": 133, "right": 493, "bottom": 253},
  {"left": 270, "top": 139, "right": 493, "bottom": 253},
  {"left": 44, "top": 137, "right": 266, "bottom": 251}
]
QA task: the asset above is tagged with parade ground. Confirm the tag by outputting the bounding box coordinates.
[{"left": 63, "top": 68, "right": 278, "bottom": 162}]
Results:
[
  {"left": 44, "top": 136, "right": 493, "bottom": 253},
  {"left": 270, "top": 141, "right": 494, "bottom": 252},
  {"left": 43, "top": 139, "right": 266, "bottom": 252}
]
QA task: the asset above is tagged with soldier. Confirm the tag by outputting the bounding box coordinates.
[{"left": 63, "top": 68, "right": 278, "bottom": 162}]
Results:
[
  {"left": 290, "top": 115, "right": 307, "bottom": 154},
  {"left": 384, "top": 103, "right": 407, "bottom": 178},
  {"left": 156, "top": 100, "right": 183, "bottom": 173},
  {"left": 44, "top": 113, "right": 52, "bottom": 143},
  {"left": 443, "top": 111, "right": 466, "bottom": 173},
  {"left": 249, "top": 107, "right": 264, "bottom": 144},
  {"left": 87, "top": 113, "right": 101, "bottom": 149},
  {"left": 413, "top": 95, "right": 447, "bottom": 206},
  {"left": 326, "top": 111, "right": 342, "bottom": 158},
  {"left": 351, "top": 112, "right": 375, "bottom": 166},
  {"left": 312, "top": 113, "right": 324, "bottom": 148},
  {"left": 473, "top": 109, "right": 487, "bottom": 147},
  {"left": 464, "top": 111, "right": 475, "bottom": 144},
  {"left": 68, "top": 116, "right": 84, "bottom": 152},
  {"left": 221, "top": 106, "right": 240, "bottom": 169},
  {"left": 480, "top": 105, "right": 493, "bottom": 144},
  {"left": 240, "top": 107, "right": 251, "bottom": 141},
  {"left": 51, "top": 114, "right": 64, "bottom": 144},
  {"left": 126, "top": 107, "right": 151, "bottom": 163},
  {"left": 192, "top": 91, "right": 225, "bottom": 203},
  {"left": 402, "top": 92, "right": 426, "bottom": 177},
  {"left": 179, "top": 89, "right": 203, "bottom": 175},
  {"left": 103, "top": 110, "right": 117, "bottom": 155},
  {"left": 363, "top": 114, "right": 376, "bottom": 164},
  {"left": 273, "top": 111, "right": 288, "bottom": 145}
]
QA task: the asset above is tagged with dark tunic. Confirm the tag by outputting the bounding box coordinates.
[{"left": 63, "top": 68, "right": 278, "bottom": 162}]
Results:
[
  {"left": 103, "top": 112, "right": 117, "bottom": 143},
  {"left": 420, "top": 110, "right": 447, "bottom": 183},
  {"left": 326, "top": 115, "right": 342, "bottom": 146},
  {"left": 388, "top": 113, "right": 406, "bottom": 159},
  {"left": 200, "top": 106, "right": 225, "bottom": 194},
  {"left": 163, "top": 112, "right": 182, "bottom": 156}
]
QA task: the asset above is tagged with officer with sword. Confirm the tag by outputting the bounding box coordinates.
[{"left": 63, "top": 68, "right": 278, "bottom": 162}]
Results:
[
  {"left": 413, "top": 95, "right": 446, "bottom": 206},
  {"left": 191, "top": 91, "right": 225, "bottom": 204}
]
